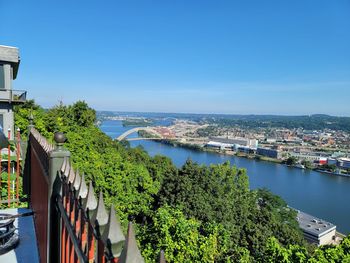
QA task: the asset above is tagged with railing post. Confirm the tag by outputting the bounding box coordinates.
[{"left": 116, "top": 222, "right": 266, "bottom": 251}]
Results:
[
  {"left": 7, "top": 128, "right": 11, "bottom": 207},
  {"left": 23, "top": 112, "right": 35, "bottom": 201},
  {"left": 28, "top": 112, "right": 35, "bottom": 133},
  {"left": 16, "top": 127, "right": 20, "bottom": 205},
  {"left": 49, "top": 132, "right": 71, "bottom": 263}
]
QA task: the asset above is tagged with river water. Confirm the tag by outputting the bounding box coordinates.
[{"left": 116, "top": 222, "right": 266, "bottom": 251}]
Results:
[{"left": 101, "top": 120, "right": 350, "bottom": 234}]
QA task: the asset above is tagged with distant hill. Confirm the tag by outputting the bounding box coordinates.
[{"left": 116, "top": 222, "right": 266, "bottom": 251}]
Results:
[
  {"left": 97, "top": 111, "right": 350, "bottom": 132},
  {"left": 204, "top": 114, "right": 350, "bottom": 132}
]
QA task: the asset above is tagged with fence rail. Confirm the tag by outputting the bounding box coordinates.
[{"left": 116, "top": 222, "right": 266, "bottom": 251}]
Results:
[
  {"left": 0, "top": 128, "right": 22, "bottom": 207},
  {"left": 26, "top": 128, "right": 165, "bottom": 263}
]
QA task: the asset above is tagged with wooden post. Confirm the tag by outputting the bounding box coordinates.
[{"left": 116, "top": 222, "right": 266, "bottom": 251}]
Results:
[{"left": 7, "top": 128, "right": 11, "bottom": 207}]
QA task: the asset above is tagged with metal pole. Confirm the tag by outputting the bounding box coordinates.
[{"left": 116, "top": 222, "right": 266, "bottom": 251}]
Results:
[
  {"left": 0, "top": 147, "right": 2, "bottom": 202},
  {"left": 7, "top": 128, "right": 11, "bottom": 207},
  {"left": 16, "top": 128, "right": 20, "bottom": 205}
]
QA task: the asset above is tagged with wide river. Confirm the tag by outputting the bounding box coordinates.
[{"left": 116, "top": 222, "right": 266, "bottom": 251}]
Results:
[{"left": 101, "top": 120, "right": 350, "bottom": 234}]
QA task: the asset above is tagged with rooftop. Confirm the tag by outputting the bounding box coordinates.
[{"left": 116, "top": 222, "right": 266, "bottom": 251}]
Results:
[
  {"left": 297, "top": 210, "right": 336, "bottom": 237},
  {"left": 0, "top": 45, "right": 20, "bottom": 79}
]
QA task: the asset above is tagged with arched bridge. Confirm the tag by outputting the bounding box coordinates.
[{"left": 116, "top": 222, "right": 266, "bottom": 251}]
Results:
[{"left": 116, "top": 127, "right": 164, "bottom": 141}]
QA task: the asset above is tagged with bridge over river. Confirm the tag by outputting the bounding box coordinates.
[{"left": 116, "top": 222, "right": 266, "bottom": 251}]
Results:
[{"left": 115, "top": 127, "right": 165, "bottom": 141}]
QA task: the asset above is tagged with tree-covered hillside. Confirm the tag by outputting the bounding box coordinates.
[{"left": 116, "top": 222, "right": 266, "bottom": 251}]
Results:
[
  {"left": 203, "top": 114, "right": 350, "bottom": 132},
  {"left": 15, "top": 100, "right": 350, "bottom": 262}
]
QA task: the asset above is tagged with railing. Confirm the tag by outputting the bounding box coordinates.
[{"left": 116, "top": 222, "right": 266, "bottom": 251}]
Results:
[
  {"left": 29, "top": 128, "right": 54, "bottom": 263},
  {"left": 0, "top": 128, "right": 22, "bottom": 207},
  {"left": 26, "top": 127, "right": 165, "bottom": 263},
  {"left": 0, "top": 89, "right": 27, "bottom": 103}
]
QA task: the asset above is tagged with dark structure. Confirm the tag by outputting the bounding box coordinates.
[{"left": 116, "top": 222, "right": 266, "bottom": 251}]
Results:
[
  {"left": 0, "top": 213, "right": 19, "bottom": 255},
  {"left": 257, "top": 147, "right": 281, "bottom": 159},
  {"left": 0, "top": 45, "right": 26, "bottom": 138}
]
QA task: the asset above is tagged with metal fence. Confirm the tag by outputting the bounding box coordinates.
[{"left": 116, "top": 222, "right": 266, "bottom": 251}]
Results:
[
  {"left": 0, "top": 128, "right": 23, "bottom": 207},
  {"left": 26, "top": 128, "right": 165, "bottom": 263},
  {"left": 29, "top": 129, "right": 54, "bottom": 263}
]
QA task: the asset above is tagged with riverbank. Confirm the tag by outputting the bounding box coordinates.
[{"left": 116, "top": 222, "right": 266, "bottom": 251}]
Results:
[
  {"left": 159, "top": 139, "right": 292, "bottom": 165},
  {"left": 154, "top": 139, "right": 350, "bottom": 178},
  {"left": 316, "top": 169, "right": 350, "bottom": 177}
]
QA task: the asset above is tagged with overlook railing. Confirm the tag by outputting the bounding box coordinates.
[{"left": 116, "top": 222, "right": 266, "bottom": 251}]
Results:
[
  {"left": 26, "top": 127, "right": 164, "bottom": 263},
  {"left": 29, "top": 129, "right": 54, "bottom": 263},
  {"left": 0, "top": 128, "right": 23, "bottom": 207}
]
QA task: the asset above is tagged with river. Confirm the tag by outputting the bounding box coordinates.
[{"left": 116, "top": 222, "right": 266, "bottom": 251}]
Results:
[{"left": 101, "top": 120, "right": 350, "bottom": 234}]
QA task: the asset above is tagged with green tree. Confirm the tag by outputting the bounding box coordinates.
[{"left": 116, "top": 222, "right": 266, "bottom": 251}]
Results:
[
  {"left": 139, "top": 206, "right": 220, "bottom": 263},
  {"left": 286, "top": 157, "right": 298, "bottom": 166}
]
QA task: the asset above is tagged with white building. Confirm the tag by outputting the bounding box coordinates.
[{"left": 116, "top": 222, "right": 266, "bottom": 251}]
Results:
[
  {"left": 296, "top": 210, "right": 336, "bottom": 246},
  {"left": 338, "top": 158, "right": 350, "bottom": 169},
  {"left": 209, "top": 137, "right": 258, "bottom": 149}
]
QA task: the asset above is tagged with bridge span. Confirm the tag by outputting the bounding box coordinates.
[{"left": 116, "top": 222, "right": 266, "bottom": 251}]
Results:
[{"left": 115, "top": 127, "right": 164, "bottom": 141}]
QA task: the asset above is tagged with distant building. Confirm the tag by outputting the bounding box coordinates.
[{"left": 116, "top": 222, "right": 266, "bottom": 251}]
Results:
[
  {"left": 338, "top": 158, "right": 350, "bottom": 169},
  {"left": 318, "top": 157, "right": 327, "bottom": 165},
  {"left": 266, "top": 138, "right": 277, "bottom": 143},
  {"left": 327, "top": 158, "right": 337, "bottom": 166},
  {"left": 257, "top": 147, "right": 281, "bottom": 159},
  {"left": 289, "top": 152, "right": 329, "bottom": 162},
  {"left": 209, "top": 137, "right": 258, "bottom": 148},
  {"left": 206, "top": 141, "right": 233, "bottom": 150},
  {"left": 237, "top": 146, "right": 255, "bottom": 154},
  {"left": 296, "top": 210, "right": 336, "bottom": 246}
]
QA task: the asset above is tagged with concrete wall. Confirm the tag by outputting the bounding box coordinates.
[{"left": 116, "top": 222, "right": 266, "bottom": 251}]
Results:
[
  {"left": 319, "top": 229, "right": 336, "bottom": 246},
  {"left": 0, "top": 102, "right": 14, "bottom": 138},
  {"left": 0, "top": 46, "right": 19, "bottom": 139},
  {"left": 0, "top": 63, "right": 12, "bottom": 90}
]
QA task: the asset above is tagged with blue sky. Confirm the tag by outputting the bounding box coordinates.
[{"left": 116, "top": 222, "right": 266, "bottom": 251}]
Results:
[{"left": 1, "top": 1, "right": 349, "bottom": 116}]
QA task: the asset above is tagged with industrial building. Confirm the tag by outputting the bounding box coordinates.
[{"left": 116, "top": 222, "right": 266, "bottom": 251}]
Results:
[
  {"left": 338, "top": 158, "right": 350, "bottom": 169},
  {"left": 208, "top": 137, "right": 258, "bottom": 149},
  {"left": 289, "top": 152, "right": 329, "bottom": 162},
  {"left": 206, "top": 141, "right": 234, "bottom": 150},
  {"left": 256, "top": 147, "right": 281, "bottom": 159},
  {"left": 296, "top": 210, "right": 336, "bottom": 246}
]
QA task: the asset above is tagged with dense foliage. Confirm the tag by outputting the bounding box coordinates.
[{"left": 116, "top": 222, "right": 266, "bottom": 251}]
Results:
[{"left": 15, "top": 101, "right": 350, "bottom": 262}]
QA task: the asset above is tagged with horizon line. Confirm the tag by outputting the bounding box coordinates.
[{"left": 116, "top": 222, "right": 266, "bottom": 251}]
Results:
[{"left": 95, "top": 110, "right": 350, "bottom": 118}]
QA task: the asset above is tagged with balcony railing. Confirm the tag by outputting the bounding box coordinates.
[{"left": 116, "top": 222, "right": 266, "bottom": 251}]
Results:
[{"left": 0, "top": 89, "right": 26, "bottom": 103}]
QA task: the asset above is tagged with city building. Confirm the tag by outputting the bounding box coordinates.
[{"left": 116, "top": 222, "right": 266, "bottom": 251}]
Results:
[
  {"left": 327, "top": 158, "right": 337, "bottom": 166},
  {"left": 209, "top": 137, "right": 258, "bottom": 148},
  {"left": 338, "top": 158, "right": 350, "bottom": 169},
  {"left": 296, "top": 210, "right": 336, "bottom": 246},
  {"left": 289, "top": 152, "right": 329, "bottom": 162},
  {"left": 257, "top": 147, "right": 281, "bottom": 159},
  {"left": 206, "top": 141, "right": 233, "bottom": 150}
]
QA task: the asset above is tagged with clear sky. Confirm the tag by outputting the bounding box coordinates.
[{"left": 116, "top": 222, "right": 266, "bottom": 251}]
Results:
[{"left": 1, "top": 1, "right": 349, "bottom": 116}]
